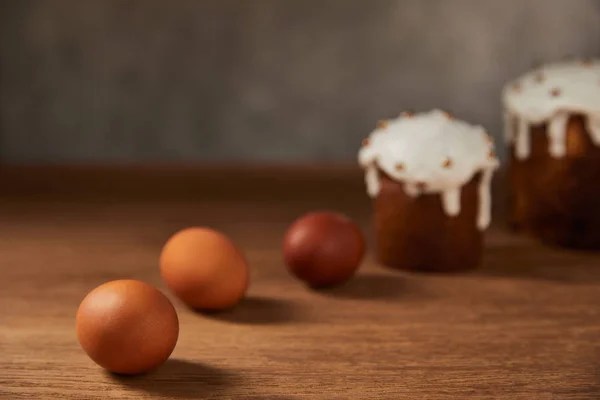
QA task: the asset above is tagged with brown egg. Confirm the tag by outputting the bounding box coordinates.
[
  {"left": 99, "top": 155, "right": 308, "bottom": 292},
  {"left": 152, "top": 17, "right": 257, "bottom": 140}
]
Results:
[
  {"left": 76, "top": 280, "right": 179, "bottom": 375},
  {"left": 283, "top": 211, "right": 365, "bottom": 288},
  {"left": 160, "top": 227, "right": 250, "bottom": 311}
]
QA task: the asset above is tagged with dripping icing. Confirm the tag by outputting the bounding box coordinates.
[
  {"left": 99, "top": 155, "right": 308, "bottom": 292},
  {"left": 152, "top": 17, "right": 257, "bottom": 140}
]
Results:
[
  {"left": 364, "top": 166, "right": 496, "bottom": 231},
  {"left": 503, "top": 59, "right": 600, "bottom": 159},
  {"left": 506, "top": 111, "right": 600, "bottom": 159},
  {"left": 547, "top": 112, "right": 569, "bottom": 157},
  {"left": 515, "top": 118, "right": 530, "bottom": 160},
  {"left": 357, "top": 109, "right": 499, "bottom": 231},
  {"left": 404, "top": 182, "right": 420, "bottom": 198},
  {"left": 364, "top": 164, "right": 379, "bottom": 197},
  {"left": 441, "top": 188, "right": 461, "bottom": 217},
  {"left": 477, "top": 168, "right": 494, "bottom": 230},
  {"left": 585, "top": 115, "right": 600, "bottom": 146}
]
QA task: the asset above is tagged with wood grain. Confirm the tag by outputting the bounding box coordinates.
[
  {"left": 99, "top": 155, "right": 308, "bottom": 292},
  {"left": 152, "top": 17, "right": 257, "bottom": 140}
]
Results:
[{"left": 0, "top": 166, "right": 599, "bottom": 399}]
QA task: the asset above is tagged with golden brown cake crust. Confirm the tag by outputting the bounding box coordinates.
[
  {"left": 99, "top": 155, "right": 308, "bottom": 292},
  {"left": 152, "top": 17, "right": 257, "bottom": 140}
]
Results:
[
  {"left": 508, "top": 114, "right": 600, "bottom": 249},
  {"left": 374, "top": 170, "right": 482, "bottom": 272}
]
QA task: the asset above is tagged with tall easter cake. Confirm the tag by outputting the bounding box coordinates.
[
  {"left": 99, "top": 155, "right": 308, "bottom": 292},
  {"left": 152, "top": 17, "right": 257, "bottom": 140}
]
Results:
[
  {"left": 503, "top": 59, "right": 600, "bottom": 248},
  {"left": 358, "top": 109, "right": 500, "bottom": 272}
]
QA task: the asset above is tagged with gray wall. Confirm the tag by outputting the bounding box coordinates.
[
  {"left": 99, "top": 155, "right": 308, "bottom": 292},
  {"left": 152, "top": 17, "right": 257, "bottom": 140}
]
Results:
[{"left": 1, "top": 0, "right": 600, "bottom": 163}]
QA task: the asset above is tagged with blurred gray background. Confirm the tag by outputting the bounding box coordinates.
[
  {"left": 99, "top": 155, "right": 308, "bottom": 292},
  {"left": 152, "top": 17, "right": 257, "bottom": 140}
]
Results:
[{"left": 1, "top": 0, "right": 600, "bottom": 163}]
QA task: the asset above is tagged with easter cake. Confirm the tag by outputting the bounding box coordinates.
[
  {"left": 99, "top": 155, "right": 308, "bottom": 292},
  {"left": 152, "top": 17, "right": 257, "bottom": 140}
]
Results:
[
  {"left": 503, "top": 59, "right": 600, "bottom": 248},
  {"left": 358, "top": 109, "right": 500, "bottom": 272}
]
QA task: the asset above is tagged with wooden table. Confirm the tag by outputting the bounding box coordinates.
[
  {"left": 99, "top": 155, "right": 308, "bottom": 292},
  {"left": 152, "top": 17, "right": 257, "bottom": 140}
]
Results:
[{"left": 1, "top": 166, "right": 599, "bottom": 399}]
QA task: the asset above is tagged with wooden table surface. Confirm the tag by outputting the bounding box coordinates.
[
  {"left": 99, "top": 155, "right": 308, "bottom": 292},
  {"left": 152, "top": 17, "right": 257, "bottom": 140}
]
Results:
[{"left": 1, "top": 166, "right": 599, "bottom": 399}]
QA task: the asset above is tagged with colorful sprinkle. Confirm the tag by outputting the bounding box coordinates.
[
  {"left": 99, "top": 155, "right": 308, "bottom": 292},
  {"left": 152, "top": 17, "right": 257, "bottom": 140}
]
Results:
[
  {"left": 395, "top": 163, "right": 405, "bottom": 171},
  {"left": 550, "top": 88, "right": 562, "bottom": 97},
  {"left": 362, "top": 138, "right": 370, "bottom": 147},
  {"left": 442, "top": 157, "right": 453, "bottom": 168},
  {"left": 400, "top": 111, "right": 415, "bottom": 118}
]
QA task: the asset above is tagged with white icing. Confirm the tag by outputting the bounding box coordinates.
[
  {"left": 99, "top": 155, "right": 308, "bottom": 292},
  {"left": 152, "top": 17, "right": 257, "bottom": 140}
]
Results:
[
  {"left": 477, "top": 168, "right": 494, "bottom": 230},
  {"left": 358, "top": 109, "right": 500, "bottom": 230},
  {"left": 365, "top": 164, "right": 380, "bottom": 197},
  {"left": 548, "top": 112, "right": 569, "bottom": 157},
  {"left": 586, "top": 115, "right": 600, "bottom": 145},
  {"left": 404, "top": 182, "right": 420, "bottom": 197},
  {"left": 515, "top": 118, "right": 530, "bottom": 160},
  {"left": 441, "top": 188, "right": 461, "bottom": 217},
  {"left": 502, "top": 59, "right": 600, "bottom": 159}
]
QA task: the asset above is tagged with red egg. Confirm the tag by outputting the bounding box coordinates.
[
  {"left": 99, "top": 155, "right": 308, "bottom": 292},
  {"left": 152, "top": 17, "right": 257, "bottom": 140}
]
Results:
[
  {"left": 76, "top": 280, "right": 179, "bottom": 375},
  {"left": 283, "top": 211, "right": 365, "bottom": 287}
]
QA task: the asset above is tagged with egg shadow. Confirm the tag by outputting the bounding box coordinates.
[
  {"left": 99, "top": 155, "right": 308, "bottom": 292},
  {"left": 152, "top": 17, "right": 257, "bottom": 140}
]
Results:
[
  {"left": 109, "top": 359, "right": 238, "bottom": 399},
  {"left": 199, "top": 296, "right": 303, "bottom": 325},
  {"left": 317, "top": 273, "right": 411, "bottom": 301},
  {"left": 477, "top": 243, "right": 600, "bottom": 283}
]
